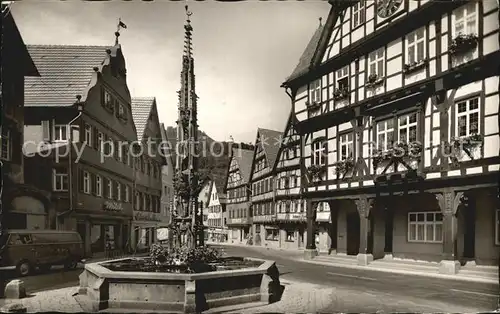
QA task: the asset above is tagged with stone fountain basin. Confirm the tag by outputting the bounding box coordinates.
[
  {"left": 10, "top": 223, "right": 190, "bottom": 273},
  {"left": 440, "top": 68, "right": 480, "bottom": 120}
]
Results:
[{"left": 77, "top": 257, "right": 281, "bottom": 313}]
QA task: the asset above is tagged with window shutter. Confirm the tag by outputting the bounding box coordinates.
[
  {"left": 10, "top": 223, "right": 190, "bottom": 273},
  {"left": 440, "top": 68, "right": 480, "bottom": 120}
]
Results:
[
  {"left": 78, "top": 169, "right": 84, "bottom": 192},
  {"left": 113, "top": 181, "right": 118, "bottom": 200},
  {"left": 41, "top": 120, "right": 50, "bottom": 142},
  {"left": 92, "top": 127, "right": 99, "bottom": 150},
  {"left": 121, "top": 183, "right": 126, "bottom": 201},
  {"left": 103, "top": 178, "right": 109, "bottom": 198},
  {"left": 100, "top": 86, "right": 105, "bottom": 106}
]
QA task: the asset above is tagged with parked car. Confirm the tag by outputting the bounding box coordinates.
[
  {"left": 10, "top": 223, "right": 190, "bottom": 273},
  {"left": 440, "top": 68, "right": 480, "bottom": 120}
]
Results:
[{"left": 0, "top": 229, "right": 85, "bottom": 276}]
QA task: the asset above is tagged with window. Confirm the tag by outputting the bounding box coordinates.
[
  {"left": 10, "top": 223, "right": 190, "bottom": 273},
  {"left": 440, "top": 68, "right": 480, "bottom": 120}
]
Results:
[
  {"left": 453, "top": 2, "right": 478, "bottom": 37},
  {"left": 117, "top": 183, "right": 122, "bottom": 201},
  {"left": 84, "top": 124, "right": 92, "bottom": 146},
  {"left": 496, "top": 209, "right": 500, "bottom": 246},
  {"left": 377, "top": 119, "right": 394, "bottom": 151},
  {"left": 96, "top": 175, "right": 102, "bottom": 197},
  {"left": 286, "top": 230, "right": 295, "bottom": 242},
  {"left": 456, "top": 97, "right": 479, "bottom": 137},
  {"left": 336, "top": 66, "right": 349, "bottom": 90},
  {"left": 368, "top": 48, "right": 385, "bottom": 77},
  {"left": 312, "top": 140, "right": 326, "bottom": 166},
  {"left": 309, "top": 79, "right": 321, "bottom": 103},
  {"left": 118, "top": 104, "right": 125, "bottom": 118},
  {"left": 53, "top": 168, "right": 68, "bottom": 191},
  {"left": 107, "top": 179, "right": 113, "bottom": 199},
  {"left": 97, "top": 132, "right": 104, "bottom": 151},
  {"left": 406, "top": 28, "right": 426, "bottom": 64},
  {"left": 54, "top": 125, "right": 68, "bottom": 142},
  {"left": 408, "top": 212, "right": 443, "bottom": 243},
  {"left": 83, "top": 171, "right": 91, "bottom": 194},
  {"left": 125, "top": 185, "right": 129, "bottom": 203},
  {"left": 351, "top": 0, "right": 365, "bottom": 28},
  {"left": 266, "top": 229, "right": 279, "bottom": 241},
  {"left": 339, "top": 133, "right": 354, "bottom": 160},
  {"left": 398, "top": 112, "right": 418, "bottom": 143},
  {"left": 0, "top": 128, "right": 11, "bottom": 161}
]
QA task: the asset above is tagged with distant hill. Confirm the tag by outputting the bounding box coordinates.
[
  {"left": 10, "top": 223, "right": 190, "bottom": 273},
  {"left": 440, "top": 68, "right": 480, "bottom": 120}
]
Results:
[{"left": 165, "top": 126, "right": 255, "bottom": 192}]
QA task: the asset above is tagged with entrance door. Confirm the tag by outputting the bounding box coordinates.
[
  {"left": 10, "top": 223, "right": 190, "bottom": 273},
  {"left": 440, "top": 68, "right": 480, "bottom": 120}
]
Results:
[
  {"left": 298, "top": 228, "right": 304, "bottom": 248},
  {"left": 463, "top": 205, "right": 476, "bottom": 259},
  {"left": 384, "top": 208, "right": 394, "bottom": 254},
  {"left": 77, "top": 223, "right": 87, "bottom": 256},
  {"left": 346, "top": 212, "right": 360, "bottom": 255}
]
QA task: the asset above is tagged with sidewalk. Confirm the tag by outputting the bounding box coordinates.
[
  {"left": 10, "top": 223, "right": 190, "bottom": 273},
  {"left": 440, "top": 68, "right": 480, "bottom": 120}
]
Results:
[{"left": 209, "top": 242, "right": 499, "bottom": 285}]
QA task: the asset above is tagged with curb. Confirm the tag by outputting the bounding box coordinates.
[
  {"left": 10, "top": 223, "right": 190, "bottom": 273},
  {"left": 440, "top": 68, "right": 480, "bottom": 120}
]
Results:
[{"left": 211, "top": 243, "right": 499, "bottom": 285}]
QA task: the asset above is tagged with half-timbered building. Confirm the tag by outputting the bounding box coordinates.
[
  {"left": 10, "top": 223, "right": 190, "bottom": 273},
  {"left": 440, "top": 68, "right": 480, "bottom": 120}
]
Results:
[
  {"left": 282, "top": 0, "right": 499, "bottom": 273},
  {"left": 272, "top": 112, "right": 308, "bottom": 250},
  {"left": 225, "top": 148, "right": 254, "bottom": 244},
  {"left": 206, "top": 180, "right": 227, "bottom": 242},
  {"left": 249, "top": 128, "right": 282, "bottom": 248}
]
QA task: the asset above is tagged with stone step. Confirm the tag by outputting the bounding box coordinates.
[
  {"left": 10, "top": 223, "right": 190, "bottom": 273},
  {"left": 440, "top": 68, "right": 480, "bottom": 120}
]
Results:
[{"left": 459, "top": 269, "right": 499, "bottom": 278}]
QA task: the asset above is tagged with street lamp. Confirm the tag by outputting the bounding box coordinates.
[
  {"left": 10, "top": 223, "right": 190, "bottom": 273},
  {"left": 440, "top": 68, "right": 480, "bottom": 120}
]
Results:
[{"left": 57, "top": 95, "right": 83, "bottom": 227}]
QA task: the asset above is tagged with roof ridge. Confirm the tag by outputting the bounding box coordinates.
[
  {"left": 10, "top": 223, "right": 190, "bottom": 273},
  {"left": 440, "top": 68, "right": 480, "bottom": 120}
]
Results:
[{"left": 27, "top": 44, "right": 111, "bottom": 49}]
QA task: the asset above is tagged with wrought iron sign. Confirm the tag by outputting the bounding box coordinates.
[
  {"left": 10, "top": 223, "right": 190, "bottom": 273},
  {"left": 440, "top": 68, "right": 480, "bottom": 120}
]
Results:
[{"left": 103, "top": 201, "right": 123, "bottom": 212}]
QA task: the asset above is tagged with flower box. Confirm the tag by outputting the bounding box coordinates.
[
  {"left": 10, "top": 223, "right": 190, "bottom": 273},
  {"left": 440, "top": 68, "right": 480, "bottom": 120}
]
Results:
[
  {"left": 333, "top": 86, "right": 350, "bottom": 101},
  {"left": 307, "top": 164, "right": 326, "bottom": 181},
  {"left": 403, "top": 59, "right": 428, "bottom": 74},
  {"left": 372, "top": 142, "right": 423, "bottom": 168},
  {"left": 449, "top": 133, "right": 483, "bottom": 163},
  {"left": 305, "top": 100, "right": 321, "bottom": 111},
  {"left": 333, "top": 158, "right": 354, "bottom": 177},
  {"left": 366, "top": 73, "right": 384, "bottom": 88},
  {"left": 449, "top": 33, "right": 478, "bottom": 55}
]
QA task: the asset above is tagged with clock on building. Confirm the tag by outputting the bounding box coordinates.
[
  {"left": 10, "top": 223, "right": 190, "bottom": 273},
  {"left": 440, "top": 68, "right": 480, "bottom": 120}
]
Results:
[{"left": 377, "top": 0, "right": 404, "bottom": 19}]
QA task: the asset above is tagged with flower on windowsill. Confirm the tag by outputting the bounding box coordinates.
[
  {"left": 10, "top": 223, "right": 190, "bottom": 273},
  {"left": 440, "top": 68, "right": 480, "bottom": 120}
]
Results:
[
  {"left": 403, "top": 59, "right": 428, "bottom": 74},
  {"left": 305, "top": 100, "right": 321, "bottom": 111},
  {"left": 333, "top": 157, "right": 354, "bottom": 177},
  {"left": 366, "top": 73, "right": 384, "bottom": 88},
  {"left": 449, "top": 133, "right": 483, "bottom": 162},
  {"left": 333, "top": 86, "right": 350, "bottom": 101},
  {"left": 449, "top": 33, "right": 479, "bottom": 55},
  {"left": 307, "top": 164, "right": 326, "bottom": 181},
  {"left": 372, "top": 142, "right": 423, "bottom": 168}
]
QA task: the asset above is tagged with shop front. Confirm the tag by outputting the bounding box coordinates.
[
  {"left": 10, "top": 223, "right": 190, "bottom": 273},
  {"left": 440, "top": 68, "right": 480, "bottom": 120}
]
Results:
[
  {"left": 131, "top": 210, "right": 161, "bottom": 253},
  {"left": 75, "top": 200, "right": 132, "bottom": 258}
]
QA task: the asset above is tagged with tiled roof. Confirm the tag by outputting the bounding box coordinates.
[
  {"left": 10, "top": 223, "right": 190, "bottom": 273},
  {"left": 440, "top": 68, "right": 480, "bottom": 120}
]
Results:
[
  {"left": 233, "top": 148, "right": 254, "bottom": 184},
  {"left": 25, "top": 45, "right": 111, "bottom": 107},
  {"left": 284, "top": 24, "right": 324, "bottom": 85},
  {"left": 131, "top": 97, "right": 155, "bottom": 141},
  {"left": 258, "top": 128, "right": 283, "bottom": 169}
]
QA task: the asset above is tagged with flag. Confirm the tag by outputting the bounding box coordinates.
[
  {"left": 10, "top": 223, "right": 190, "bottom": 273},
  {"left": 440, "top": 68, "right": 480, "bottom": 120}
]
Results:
[{"left": 119, "top": 20, "right": 127, "bottom": 29}]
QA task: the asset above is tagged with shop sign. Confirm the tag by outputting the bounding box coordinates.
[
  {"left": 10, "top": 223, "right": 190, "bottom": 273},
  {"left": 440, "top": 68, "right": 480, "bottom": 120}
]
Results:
[
  {"left": 103, "top": 201, "right": 123, "bottom": 212},
  {"left": 135, "top": 211, "right": 161, "bottom": 222}
]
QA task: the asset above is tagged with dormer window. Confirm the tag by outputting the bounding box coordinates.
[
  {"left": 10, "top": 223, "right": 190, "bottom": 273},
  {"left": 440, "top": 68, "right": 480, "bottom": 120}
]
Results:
[{"left": 352, "top": 1, "right": 366, "bottom": 29}]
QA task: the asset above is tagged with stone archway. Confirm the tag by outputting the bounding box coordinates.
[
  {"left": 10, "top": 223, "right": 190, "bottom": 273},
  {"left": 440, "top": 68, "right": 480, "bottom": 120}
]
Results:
[{"left": 4, "top": 185, "right": 51, "bottom": 230}]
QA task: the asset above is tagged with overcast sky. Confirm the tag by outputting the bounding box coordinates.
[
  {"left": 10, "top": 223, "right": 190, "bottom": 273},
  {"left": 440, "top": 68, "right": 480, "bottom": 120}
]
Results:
[{"left": 12, "top": 1, "right": 328, "bottom": 143}]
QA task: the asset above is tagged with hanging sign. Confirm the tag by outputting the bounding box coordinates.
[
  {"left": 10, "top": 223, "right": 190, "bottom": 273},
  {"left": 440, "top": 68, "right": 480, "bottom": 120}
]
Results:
[{"left": 103, "top": 201, "right": 123, "bottom": 212}]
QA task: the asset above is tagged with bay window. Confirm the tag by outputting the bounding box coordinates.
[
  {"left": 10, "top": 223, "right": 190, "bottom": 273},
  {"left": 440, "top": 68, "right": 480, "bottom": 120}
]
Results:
[
  {"left": 452, "top": 2, "right": 478, "bottom": 36},
  {"left": 398, "top": 112, "right": 418, "bottom": 143},
  {"left": 456, "top": 97, "right": 479, "bottom": 137},
  {"left": 368, "top": 48, "right": 385, "bottom": 78},
  {"left": 408, "top": 212, "right": 443, "bottom": 243},
  {"left": 406, "top": 27, "right": 426, "bottom": 64},
  {"left": 339, "top": 133, "right": 354, "bottom": 160},
  {"left": 376, "top": 119, "right": 394, "bottom": 151},
  {"left": 312, "top": 140, "right": 326, "bottom": 166}
]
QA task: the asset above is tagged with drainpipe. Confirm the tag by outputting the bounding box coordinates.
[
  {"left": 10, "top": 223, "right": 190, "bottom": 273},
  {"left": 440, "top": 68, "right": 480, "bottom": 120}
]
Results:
[{"left": 57, "top": 96, "right": 84, "bottom": 224}]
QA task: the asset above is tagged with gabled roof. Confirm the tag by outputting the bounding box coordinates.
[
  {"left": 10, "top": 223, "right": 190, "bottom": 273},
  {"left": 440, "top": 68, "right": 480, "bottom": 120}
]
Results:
[
  {"left": 282, "top": 24, "right": 324, "bottom": 86},
  {"left": 160, "top": 123, "right": 175, "bottom": 168},
  {"left": 256, "top": 128, "right": 283, "bottom": 170},
  {"left": 25, "top": 45, "right": 113, "bottom": 107},
  {"left": 232, "top": 148, "right": 254, "bottom": 184},
  {"left": 2, "top": 6, "right": 39, "bottom": 77},
  {"left": 131, "top": 97, "right": 155, "bottom": 141},
  {"left": 271, "top": 109, "right": 299, "bottom": 172}
]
